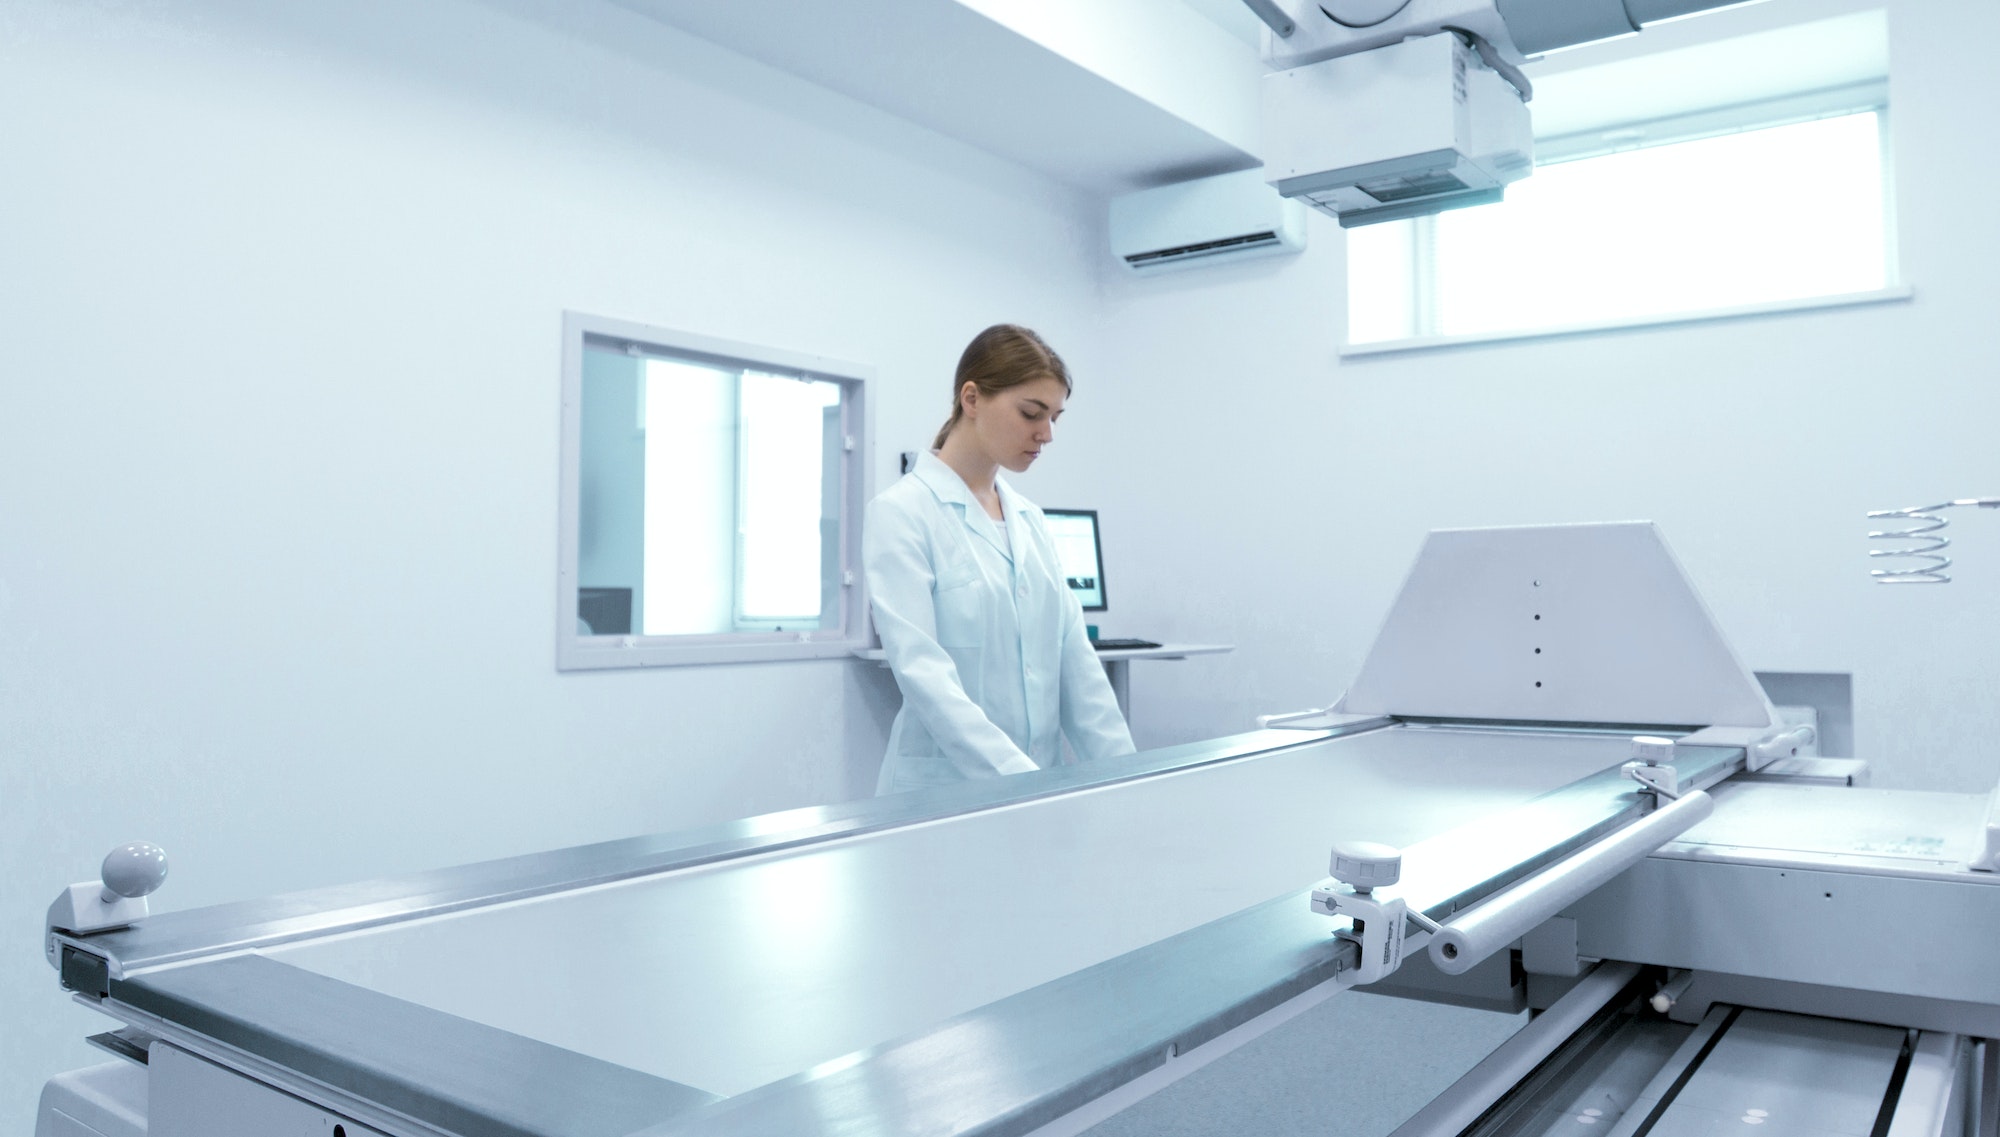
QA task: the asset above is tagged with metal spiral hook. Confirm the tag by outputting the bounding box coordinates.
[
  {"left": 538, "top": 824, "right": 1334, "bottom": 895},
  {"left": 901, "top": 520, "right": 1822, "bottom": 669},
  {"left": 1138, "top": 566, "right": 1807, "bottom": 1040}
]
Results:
[{"left": 1867, "top": 498, "right": 2000, "bottom": 583}]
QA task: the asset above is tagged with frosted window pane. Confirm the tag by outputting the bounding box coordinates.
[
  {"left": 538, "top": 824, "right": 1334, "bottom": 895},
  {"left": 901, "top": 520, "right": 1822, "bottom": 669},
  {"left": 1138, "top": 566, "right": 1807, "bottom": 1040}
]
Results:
[
  {"left": 1346, "top": 220, "right": 1419, "bottom": 344},
  {"left": 1432, "top": 113, "right": 1885, "bottom": 336},
  {"left": 738, "top": 373, "right": 841, "bottom": 622},
  {"left": 1341, "top": 111, "right": 1888, "bottom": 343},
  {"left": 642, "top": 360, "right": 736, "bottom": 635}
]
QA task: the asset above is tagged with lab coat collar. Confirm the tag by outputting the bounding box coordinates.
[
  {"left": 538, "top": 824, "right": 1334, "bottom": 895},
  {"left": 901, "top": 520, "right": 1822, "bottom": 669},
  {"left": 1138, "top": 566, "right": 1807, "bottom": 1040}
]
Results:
[
  {"left": 911, "top": 451, "right": 979, "bottom": 511},
  {"left": 912, "top": 451, "right": 1018, "bottom": 562}
]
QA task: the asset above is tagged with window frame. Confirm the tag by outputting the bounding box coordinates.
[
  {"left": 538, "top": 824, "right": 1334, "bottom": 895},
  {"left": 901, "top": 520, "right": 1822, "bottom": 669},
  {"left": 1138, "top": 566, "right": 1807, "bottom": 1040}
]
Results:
[
  {"left": 557, "top": 311, "right": 873, "bottom": 670},
  {"left": 1341, "top": 84, "right": 1910, "bottom": 355}
]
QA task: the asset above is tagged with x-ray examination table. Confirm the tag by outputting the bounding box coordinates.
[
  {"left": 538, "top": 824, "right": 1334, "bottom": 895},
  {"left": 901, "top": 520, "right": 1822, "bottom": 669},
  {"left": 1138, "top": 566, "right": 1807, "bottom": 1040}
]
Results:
[{"left": 38, "top": 523, "right": 2000, "bottom": 1137}]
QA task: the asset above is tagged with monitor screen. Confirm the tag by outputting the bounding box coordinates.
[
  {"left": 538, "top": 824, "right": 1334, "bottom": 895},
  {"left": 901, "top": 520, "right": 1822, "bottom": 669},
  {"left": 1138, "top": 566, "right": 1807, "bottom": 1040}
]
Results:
[
  {"left": 1042, "top": 508, "right": 1106, "bottom": 612},
  {"left": 578, "top": 586, "right": 635, "bottom": 636}
]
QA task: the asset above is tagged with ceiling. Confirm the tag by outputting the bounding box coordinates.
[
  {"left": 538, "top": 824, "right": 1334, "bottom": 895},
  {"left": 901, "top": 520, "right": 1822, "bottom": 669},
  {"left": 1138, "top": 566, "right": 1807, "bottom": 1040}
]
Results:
[
  {"left": 599, "top": 0, "right": 1266, "bottom": 195},
  {"left": 592, "top": 0, "right": 1852, "bottom": 196},
  {"left": 1174, "top": 0, "right": 1267, "bottom": 47}
]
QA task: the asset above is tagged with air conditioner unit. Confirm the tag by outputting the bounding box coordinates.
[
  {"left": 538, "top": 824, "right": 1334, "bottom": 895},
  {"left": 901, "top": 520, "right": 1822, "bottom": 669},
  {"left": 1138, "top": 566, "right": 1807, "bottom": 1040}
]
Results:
[
  {"left": 1108, "top": 168, "right": 1308, "bottom": 273},
  {"left": 1262, "top": 32, "right": 1532, "bottom": 228}
]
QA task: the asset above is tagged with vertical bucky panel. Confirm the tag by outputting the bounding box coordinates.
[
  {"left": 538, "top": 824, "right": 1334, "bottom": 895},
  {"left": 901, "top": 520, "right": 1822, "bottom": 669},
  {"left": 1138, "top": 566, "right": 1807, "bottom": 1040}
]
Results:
[{"left": 1333, "top": 522, "right": 1778, "bottom": 730}]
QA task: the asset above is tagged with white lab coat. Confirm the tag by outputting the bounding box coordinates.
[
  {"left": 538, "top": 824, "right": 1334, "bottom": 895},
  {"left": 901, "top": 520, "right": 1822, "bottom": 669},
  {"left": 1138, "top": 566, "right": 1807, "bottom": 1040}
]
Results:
[{"left": 866, "top": 452, "right": 1136, "bottom": 794}]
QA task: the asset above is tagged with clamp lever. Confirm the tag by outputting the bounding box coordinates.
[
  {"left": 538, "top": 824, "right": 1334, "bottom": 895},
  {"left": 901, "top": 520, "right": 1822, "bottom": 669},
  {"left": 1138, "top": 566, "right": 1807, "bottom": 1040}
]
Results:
[
  {"left": 1622, "top": 735, "right": 1682, "bottom": 799},
  {"left": 1310, "top": 841, "right": 1413, "bottom": 984}
]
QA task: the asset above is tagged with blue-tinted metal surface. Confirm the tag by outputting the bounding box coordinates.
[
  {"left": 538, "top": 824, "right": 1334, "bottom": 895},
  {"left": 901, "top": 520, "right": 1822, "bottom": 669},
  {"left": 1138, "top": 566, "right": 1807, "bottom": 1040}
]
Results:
[
  {"left": 82, "top": 725, "right": 1738, "bottom": 1137},
  {"left": 66, "top": 727, "right": 1363, "bottom": 977},
  {"left": 250, "top": 725, "right": 1644, "bottom": 1097},
  {"left": 619, "top": 747, "right": 1737, "bottom": 1136},
  {"left": 630, "top": 889, "right": 1358, "bottom": 1137}
]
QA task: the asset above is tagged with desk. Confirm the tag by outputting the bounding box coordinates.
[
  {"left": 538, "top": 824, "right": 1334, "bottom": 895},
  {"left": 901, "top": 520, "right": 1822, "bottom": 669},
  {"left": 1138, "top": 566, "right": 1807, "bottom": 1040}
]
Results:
[{"left": 855, "top": 642, "right": 1232, "bottom": 720}]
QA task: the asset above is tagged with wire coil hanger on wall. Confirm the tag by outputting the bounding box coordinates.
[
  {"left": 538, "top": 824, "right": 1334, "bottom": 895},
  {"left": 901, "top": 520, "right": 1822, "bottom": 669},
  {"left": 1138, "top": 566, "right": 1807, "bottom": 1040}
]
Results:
[{"left": 1866, "top": 498, "right": 2000, "bottom": 583}]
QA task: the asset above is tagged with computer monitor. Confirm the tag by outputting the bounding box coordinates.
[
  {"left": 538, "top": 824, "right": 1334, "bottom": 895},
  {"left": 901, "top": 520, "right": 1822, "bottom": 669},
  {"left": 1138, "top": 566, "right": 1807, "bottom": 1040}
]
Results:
[
  {"left": 578, "top": 586, "right": 634, "bottom": 636},
  {"left": 1041, "top": 508, "right": 1106, "bottom": 612}
]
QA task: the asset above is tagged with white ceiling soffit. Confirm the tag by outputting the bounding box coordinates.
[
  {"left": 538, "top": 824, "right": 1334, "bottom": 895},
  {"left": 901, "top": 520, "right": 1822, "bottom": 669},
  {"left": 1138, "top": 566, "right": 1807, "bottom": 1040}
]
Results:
[
  {"left": 1527, "top": 5, "right": 1889, "bottom": 139},
  {"left": 1157, "top": 0, "right": 1267, "bottom": 48},
  {"left": 600, "top": 0, "right": 1264, "bottom": 194}
]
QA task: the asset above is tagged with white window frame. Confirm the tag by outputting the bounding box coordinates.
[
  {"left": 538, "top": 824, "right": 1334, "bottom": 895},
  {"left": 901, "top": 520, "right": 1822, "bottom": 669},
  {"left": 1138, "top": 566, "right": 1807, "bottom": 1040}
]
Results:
[
  {"left": 1342, "top": 40, "right": 1911, "bottom": 355},
  {"left": 557, "top": 311, "right": 873, "bottom": 669}
]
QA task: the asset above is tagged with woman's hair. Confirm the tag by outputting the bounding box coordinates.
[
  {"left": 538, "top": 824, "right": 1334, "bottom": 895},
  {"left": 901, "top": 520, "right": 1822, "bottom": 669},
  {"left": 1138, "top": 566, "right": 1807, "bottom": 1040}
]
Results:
[{"left": 931, "top": 324, "right": 1072, "bottom": 451}]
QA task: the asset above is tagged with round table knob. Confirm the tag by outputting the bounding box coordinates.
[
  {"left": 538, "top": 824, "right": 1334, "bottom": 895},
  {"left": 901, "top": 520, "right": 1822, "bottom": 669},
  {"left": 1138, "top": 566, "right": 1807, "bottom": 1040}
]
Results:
[
  {"left": 1330, "top": 840, "right": 1402, "bottom": 892},
  {"left": 101, "top": 842, "right": 169, "bottom": 900}
]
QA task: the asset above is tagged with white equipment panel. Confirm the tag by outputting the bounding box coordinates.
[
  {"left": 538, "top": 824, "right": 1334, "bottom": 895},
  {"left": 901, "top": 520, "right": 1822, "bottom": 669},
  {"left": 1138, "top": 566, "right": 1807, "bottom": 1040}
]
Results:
[{"left": 1335, "top": 522, "right": 1779, "bottom": 732}]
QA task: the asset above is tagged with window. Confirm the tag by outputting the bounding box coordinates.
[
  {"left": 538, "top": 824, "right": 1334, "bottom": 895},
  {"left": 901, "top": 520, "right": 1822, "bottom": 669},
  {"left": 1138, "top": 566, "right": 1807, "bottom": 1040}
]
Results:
[
  {"left": 558, "top": 313, "right": 871, "bottom": 668},
  {"left": 1346, "top": 11, "right": 1902, "bottom": 350}
]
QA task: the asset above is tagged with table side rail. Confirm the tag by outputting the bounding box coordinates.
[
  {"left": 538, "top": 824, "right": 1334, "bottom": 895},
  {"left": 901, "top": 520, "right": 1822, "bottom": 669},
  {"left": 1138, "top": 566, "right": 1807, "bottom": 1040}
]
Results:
[
  {"left": 1404, "top": 745, "right": 1741, "bottom": 930},
  {"left": 62, "top": 724, "right": 1376, "bottom": 977}
]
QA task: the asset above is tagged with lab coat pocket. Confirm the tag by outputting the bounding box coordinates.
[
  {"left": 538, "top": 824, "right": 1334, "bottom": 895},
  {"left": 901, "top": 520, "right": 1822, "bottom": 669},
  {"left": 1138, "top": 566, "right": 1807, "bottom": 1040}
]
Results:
[{"left": 933, "top": 574, "right": 985, "bottom": 649}]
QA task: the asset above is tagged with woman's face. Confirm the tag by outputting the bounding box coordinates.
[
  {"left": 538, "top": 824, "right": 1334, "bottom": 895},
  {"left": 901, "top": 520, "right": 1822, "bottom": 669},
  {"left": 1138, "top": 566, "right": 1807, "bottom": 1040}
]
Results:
[{"left": 965, "top": 375, "right": 1067, "bottom": 473}]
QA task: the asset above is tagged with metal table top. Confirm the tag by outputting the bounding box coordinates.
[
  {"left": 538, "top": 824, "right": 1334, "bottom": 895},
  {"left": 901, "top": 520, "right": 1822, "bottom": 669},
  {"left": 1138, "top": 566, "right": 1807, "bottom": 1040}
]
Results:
[
  {"left": 78, "top": 723, "right": 1703, "bottom": 1136},
  {"left": 255, "top": 725, "right": 1632, "bottom": 1097}
]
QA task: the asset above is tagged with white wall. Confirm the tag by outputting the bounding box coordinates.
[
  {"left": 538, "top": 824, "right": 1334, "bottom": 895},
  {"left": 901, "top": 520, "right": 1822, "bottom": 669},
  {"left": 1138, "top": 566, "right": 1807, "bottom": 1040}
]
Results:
[
  {"left": 0, "top": 0, "right": 1101, "bottom": 1125},
  {"left": 1074, "top": 0, "right": 2000, "bottom": 793}
]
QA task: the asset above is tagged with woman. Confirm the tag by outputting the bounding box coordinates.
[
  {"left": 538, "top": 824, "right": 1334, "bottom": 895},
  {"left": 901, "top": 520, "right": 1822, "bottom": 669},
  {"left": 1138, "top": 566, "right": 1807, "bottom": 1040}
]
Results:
[{"left": 866, "top": 324, "right": 1136, "bottom": 794}]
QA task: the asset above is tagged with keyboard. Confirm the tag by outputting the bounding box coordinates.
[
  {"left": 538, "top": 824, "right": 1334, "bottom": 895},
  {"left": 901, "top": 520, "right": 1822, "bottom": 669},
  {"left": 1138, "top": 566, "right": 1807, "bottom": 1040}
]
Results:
[{"left": 1091, "top": 638, "right": 1161, "bottom": 651}]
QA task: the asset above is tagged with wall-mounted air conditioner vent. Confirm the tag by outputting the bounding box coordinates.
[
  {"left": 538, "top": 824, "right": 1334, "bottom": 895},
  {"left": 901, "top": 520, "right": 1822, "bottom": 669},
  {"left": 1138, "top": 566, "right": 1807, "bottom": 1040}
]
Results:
[
  {"left": 1109, "top": 169, "right": 1307, "bottom": 273},
  {"left": 1123, "top": 228, "right": 1288, "bottom": 268}
]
